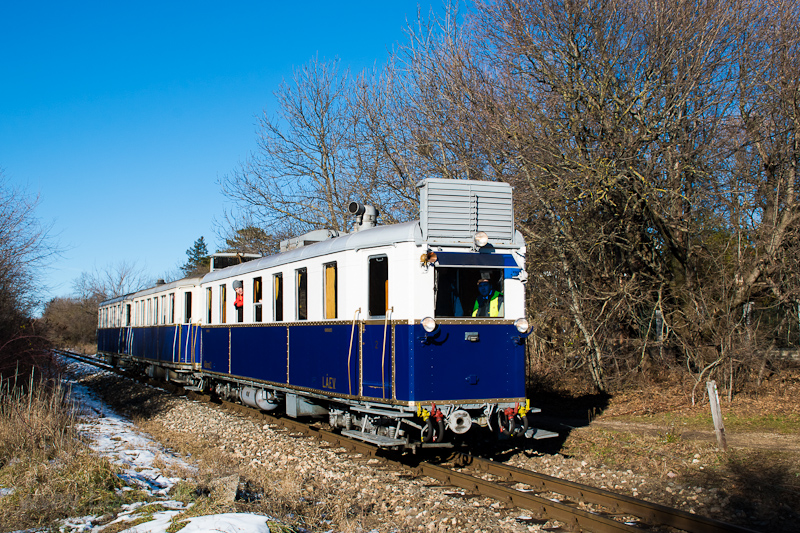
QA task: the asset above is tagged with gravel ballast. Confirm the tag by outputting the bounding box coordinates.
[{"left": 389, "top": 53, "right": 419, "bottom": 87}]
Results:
[{"left": 79, "top": 371, "right": 765, "bottom": 532}]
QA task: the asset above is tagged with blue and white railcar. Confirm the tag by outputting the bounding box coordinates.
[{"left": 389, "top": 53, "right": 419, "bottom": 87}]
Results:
[
  {"left": 96, "top": 276, "right": 204, "bottom": 379},
  {"left": 98, "top": 178, "right": 549, "bottom": 448}
]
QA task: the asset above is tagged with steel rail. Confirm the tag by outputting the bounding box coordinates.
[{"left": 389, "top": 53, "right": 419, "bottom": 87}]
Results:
[
  {"left": 55, "top": 349, "right": 116, "bottom": 371},
  {"left": 58, "top": 349, "right": 760, "bottom": 533},
  {"left": 414, "top": 460, "right": 643, "bottom": 532},
  {"left": 457, "top": 455, "right": 759, "bottom": 533}
]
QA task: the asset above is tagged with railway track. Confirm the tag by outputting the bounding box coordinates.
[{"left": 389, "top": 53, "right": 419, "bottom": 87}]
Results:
[{"left": 57, "top": 350, "right": 759, "bottom": 533}]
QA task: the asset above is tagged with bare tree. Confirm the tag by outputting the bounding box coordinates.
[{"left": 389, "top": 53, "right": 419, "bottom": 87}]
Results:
[
  {"left": 73, "top": 260, "right": 150, "bottom": 302},
  {"left": 713, "top": 0, "right": 800, "bottom": 388},
  {"left": 350, "top": 5, "right": 500, "bottom": 223},
  {"left": 41, "top": 296, "right": 98, "bottom": 350},
  {"left": 377, "top": 0, "right": 772, "bottom": 391},
  {"left": 221, "top": 57, "right": 382, "bottom": 238},
  {"left": 0, "top": 172, "right": 57, "bottom": 376},
  {"left": 217, "top": 0, "right": 798, "bottom": 392},
  {"left": 0, "top": 175, "right": 55, "bottom": 317},
  {"left": 41, "top": 261, "right": 150, "bottom": 352}
]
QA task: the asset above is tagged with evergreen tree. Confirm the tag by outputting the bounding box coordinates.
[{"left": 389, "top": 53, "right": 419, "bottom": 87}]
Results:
[
  {"left": 181, "top": 237, "right": 210, "bottom": 277},
  {"left": 223, "top": 226, "right": 283, "bottom": 256}
]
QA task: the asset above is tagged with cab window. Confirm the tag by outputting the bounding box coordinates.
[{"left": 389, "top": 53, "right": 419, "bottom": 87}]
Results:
[{"left": 434, "top": 268, "right": 504, "bottom": 318}]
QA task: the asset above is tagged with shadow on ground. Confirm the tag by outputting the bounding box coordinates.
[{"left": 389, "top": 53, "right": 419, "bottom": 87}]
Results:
[
  {"left": 451, "top": 387, "right": 612, "bottom": 460},
  {"left": 78, "top": 372, "right": 177, "bottom": 419}
]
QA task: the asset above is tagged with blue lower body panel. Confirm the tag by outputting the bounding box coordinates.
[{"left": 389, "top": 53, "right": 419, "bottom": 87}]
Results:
[
  {"left": 361, "top": 324, "right": 393, "bottom": 400},
  {"left": 231, "top": 326, "right": 288, "bottom": 384},
  {"left": 99, "top": 321, "right": 525, "bottom": 405},
  {"left": 286, "top": 324, "right": 357, "bottom": 395},
  {"left": 98, "top": 325, "right": 200, "bottom": 366},
  {"left": 401, "top": 323, "right": 525, "bottom": 403}
]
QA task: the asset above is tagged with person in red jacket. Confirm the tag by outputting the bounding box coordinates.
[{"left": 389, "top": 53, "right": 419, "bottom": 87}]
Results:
[{"left": 233, "top": 280, "right": 244, "bottom": 322}]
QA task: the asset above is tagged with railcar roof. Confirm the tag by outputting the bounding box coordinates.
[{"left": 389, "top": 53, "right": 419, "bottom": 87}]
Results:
[
  {"left": 99, "top": 276, "right": 204, "bottom": 306},
  {"left": 202, "top": 220, "right": 422, "bottom": 284}
]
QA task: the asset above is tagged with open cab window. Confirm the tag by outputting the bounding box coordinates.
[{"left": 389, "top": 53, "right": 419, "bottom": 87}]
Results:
[{"left": 434, "top": 267, "right": 505, "bottom": 318}]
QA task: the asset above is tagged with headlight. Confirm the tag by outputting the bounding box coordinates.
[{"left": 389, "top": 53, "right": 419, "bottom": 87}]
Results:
[
  {"left": 421, "top": 316, "right": 437, "bottom": 333},
  {"left": 514, "top": 318, "right": 530, "bottom": 334},
  {"left": 473, "top": 231, "right": 489, "bottom": 247}
]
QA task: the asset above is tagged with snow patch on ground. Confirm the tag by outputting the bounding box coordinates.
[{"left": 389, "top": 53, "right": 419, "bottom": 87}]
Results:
[
  {"left": 69, "top": 365, "right": 192, "bottom": 497},
  {"left": 56, "top": 359, "right": 282, "bottom": 533}
]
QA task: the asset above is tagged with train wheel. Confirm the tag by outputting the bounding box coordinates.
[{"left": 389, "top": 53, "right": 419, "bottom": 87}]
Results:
[
  {"left": 497, "top": 411, "right": 515, "bottom": 436},
  {"left": 422, "top": 418, "right": 445, "bottom": 443}
]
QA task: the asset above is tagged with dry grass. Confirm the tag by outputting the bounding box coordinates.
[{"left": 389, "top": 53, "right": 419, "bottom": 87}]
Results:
[
  {"left": 554, "top": 371, "right": 800, "bottom": 532},
  {"left": 0, "top": 371, "right": 77, "bottom": 464},
  {"left": 561, "top": 425, "right": 720, "bottom": 476},
  {"left": 0, "top": 372, "right": 127, "bottom": 530}
]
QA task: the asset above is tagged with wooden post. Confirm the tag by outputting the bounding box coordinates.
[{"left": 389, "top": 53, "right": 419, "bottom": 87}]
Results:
[{"left": 707, "top": 380, "right": 728, "bottom": 452}]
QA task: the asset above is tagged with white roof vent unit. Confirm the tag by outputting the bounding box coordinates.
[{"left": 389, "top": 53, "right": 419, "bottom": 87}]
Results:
[
  {"left": 418, "top": 178, "right": 514, "bottom": 245},
  {"left": 280, "top": 229, "right": 340, "bottom": 252}
]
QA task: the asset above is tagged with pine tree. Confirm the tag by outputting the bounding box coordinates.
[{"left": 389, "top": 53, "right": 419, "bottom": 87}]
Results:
[
  {"left": 181, "top": 237, "right": 210, "bottom": 277},
  {"left": 223, "top": 226, "right": 282, "bottom": 256}
]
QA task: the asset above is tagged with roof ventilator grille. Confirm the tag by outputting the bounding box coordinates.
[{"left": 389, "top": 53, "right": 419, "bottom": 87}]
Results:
[{"left": 418, "top": 178, "right": 514, "bottom": 245}]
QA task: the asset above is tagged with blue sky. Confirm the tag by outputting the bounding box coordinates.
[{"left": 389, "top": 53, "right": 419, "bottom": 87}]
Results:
[{"left": 0, "top": 1, "right": 439, "bottom": 305}]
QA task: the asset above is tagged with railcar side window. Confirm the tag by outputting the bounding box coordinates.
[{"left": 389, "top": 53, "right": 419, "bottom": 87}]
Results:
[
  {"left": 253, "top": 277, "right": 262, "bottom": 322},
  {"left": 324, "top": 263, "right": 337, "bottom": 319},
  {"left": 273, "top": 273, "right": 283, "bottom": 322},
  {"left": 169, "top": 293, "right": 175, "bottom": 324},
  {"left": 368, "top": 256, "right": 388, "bottom": 318},
  {"left": 434, "top": 268, "right": 504, "bottom": 318},
  {"left": 154, "top": 298, "right": 159, "bottom": 325},
  {"left": 296, "top": 267, "right": 307, "bottom": 320},
  {"left": 160, "top": 295, "right": 166, "bottom": 324},
  {"left": 206, "top": 288, "right": 212, "bottom": 324},
  {"left": 219, "top": 284, "right": 227, "bottom": 323},
  {"left": 232, "top": 280, "right": 243, "bottom": 323},
  {"left": 126, "top": 304, "right": 131, "bottom": 327},
  {"left": 184, "top": 292, "right": 192, "bottom": 324}
]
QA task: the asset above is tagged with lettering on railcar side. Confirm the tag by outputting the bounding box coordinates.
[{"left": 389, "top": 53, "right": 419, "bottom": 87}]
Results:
[{"left": 322, "top": 375, "right": 336, "bottom": 389}]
